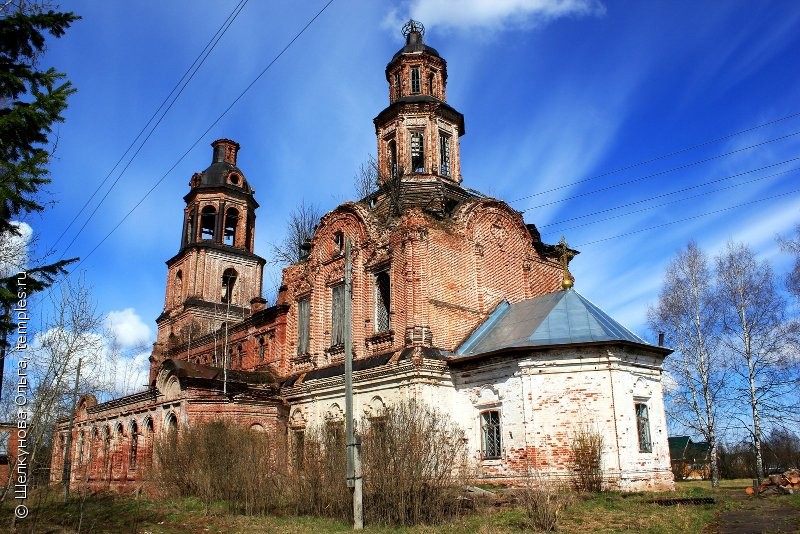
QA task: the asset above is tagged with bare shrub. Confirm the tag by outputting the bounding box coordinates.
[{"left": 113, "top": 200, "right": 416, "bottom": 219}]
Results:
[
  {"left": 520, "top": 470, "right": 571, "bottom": 532},
  {"left": 570, "top": 425, "right": 604, "bottom": 492},
  {"left": 360, "top": 399, "right": 469, "bottom": 525},
  {"left": 287, "top": 424, "right": 351, "bottom": 520},
  {"left": 153, "top": 420, "right": 283, "bottom": 515},
  {"left": 288, "top": 398, "right": 469, "bottom": 526}
]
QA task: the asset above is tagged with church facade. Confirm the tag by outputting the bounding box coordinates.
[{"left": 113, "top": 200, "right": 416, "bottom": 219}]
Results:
[{"left": 51, "top": 22, "right": 674, "bottom": 492}]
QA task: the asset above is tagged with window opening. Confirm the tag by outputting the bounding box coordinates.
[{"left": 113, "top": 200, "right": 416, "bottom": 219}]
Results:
[
  {"left": 221, "top": 268, "right": 237, "bottom": 304},
  {"left": 186, "top": 213, "right": 196, "bottom": 244},
  {"left": 129, "top": 421, "right": 138, "bottom": 469},
  {"left": 293, "top": 430, "right": 305, "bottom": 470},
  {"left": 331, "top": 284, "right": 345, "bottom": 346},
  {"left": 200, "top": 205, "right": 216, "bottom": 240},
  {"left": 635, "top": 403, "right": 652, "bottom": 453},
  {"left": 428, "top": 73, "right": 434, "bottom": 95},
  {"left": 297, "top": 298, "right": 310, "bottom": 355},
  {"left": 334, "top": 231, "right": 344, "bottom": 253},
  {"left": 481, "top": 410, "right": 502, "bottom": 459},
  {"left": 224, "top": 207, "right": 239, "bottom": 246},
  {"left": 174, "top": 270, "right": 183, "bottom": 304},
  {"left": 410, "top": 66, "right": 420, "bottom": 94},
  {"left": 393, "top": 71, "right": 401, "bottom": 99},
  {"left": 439, "top": 132, "right": 451, "bottom": 177},
  {"left": 411, "top": 131, "right": 424, "bottom": 173},
  {"left": 258, "top": 336, "right": 265, "bottom": 362},
  {"left": 374, "top": 270, "right": 390, "bottom": 332},
  {"left": 388, "top": 139, "right": 397, "bottom": 179}
]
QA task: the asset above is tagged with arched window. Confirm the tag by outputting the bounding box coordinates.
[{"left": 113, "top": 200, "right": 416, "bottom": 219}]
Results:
[
  {"left": 387, "top": 139, "right": 397, "bottom": 178},
  {"left": 221, "top": 268, "right": 238, "bottom": 304},
  {"left": 164, "top": 413, "right": 178, "bottom": 438},
  {"left": 224, "top": 207, "right": 239, "bottom": 246},
  {"left": 77, "top": 431, "right": 85, "bottom": 466},
  {"left": 410, "top": 66, "right": 421, "bottom": 94},
  {"left": 186, "top": 213, "right": 196, "bottom": 244},
  {"left": 200, "top": 205, "right": 217, "bottom": 240}
]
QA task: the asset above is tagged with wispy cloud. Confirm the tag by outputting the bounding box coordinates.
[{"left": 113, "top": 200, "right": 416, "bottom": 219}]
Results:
[{"left": 385, "top": 0, "right": 605, "bottom": 33}]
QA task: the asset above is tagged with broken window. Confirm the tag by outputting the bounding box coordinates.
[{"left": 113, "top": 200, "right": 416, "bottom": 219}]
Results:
[
  {"left": 439, "top": 132, "right": 451, "bottom": 177},
  {"left": 410, "top": 66, "right": 421, "bottom": 94},
  {"left": 129, "top": 421, "right": 138, "bottom": 469},
  {"left": 331, "top": 283, "right": 345, "bottom": 346},
  {"left": 387, "top": 139, "right": 397, "bottom": 178},
  {"left": 200, "top": 205, "right": 217, "bottom": 240},
  {"left": 224, "top": 207, "right": 239, "bottom": 246},
  {"left": 374, "top": 270, "right": 390, "bottom": 332},
  {"left": 221, "top": 268, "right": 237, "bottom": 304},
  {"left": 411, "top": 131, "right": 424, "bottom": 173},
  {"left": 635, "top": 403, "right": 652, "bottom": 453},
  {"left": 481, "top": 410, "right": 502, "bottom": 459},
  {"left": 297, "top": 298, "right": 310, "bottom": 355}
]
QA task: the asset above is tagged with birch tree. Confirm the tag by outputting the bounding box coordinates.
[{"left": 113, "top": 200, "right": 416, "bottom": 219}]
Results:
[
  {"left": 715, "top": 241, "right": 795, "bottom": 484},
  {"left": 648, "top": 241, "right": 724, "bottom": 486}
]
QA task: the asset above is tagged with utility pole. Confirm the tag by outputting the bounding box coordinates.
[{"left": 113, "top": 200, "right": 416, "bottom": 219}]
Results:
[
  {"left": 62, "top": 356, "right": 82, "bottom": 500},
  {"left": 344, "top": 238, "right": 363, "bottom": 529}
]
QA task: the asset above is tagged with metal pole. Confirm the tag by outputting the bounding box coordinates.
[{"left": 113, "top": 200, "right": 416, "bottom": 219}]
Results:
[
  {"left": 344, "top": 238, "right": 363, "bottom": 529},
  {"left": 62, "top": 356, "right": 82, "bottom": 500}
]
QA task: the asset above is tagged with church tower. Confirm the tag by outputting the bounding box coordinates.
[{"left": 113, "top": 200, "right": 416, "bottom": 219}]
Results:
[
  {"left": 150, "top": 139, "right": 266, "bottom": 376},
  {"left": 374, "top": 20, "right": 465, "bottom": 186}
]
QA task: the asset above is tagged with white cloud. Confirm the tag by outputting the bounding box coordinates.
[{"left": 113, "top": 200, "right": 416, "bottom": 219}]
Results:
[
  {"left": 0, "top": 221, "right": 32, "bottom": 278},
  {"left": 105, "top": 308, "right": 152, "bottom": 348},
  {"left": 386, "top": 0, "right": 605, "bottom": 33}
]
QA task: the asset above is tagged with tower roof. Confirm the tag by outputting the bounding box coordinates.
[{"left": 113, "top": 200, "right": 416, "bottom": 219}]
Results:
[
  {"left": 191, "top": 139, "right": 253, "bottom": 194},
  {"left": 391, "top": 20, "right": 440, "bottom": 61},
  {"left": 455, "top": 289, "right": 669, "bottom": 357}
]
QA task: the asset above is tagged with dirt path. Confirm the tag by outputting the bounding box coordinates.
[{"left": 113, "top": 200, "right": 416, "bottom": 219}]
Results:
[{"left": 714, "top": 493, "right": 800, "bottom": 534}]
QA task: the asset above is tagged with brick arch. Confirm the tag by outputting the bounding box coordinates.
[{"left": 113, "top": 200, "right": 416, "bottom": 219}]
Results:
[{"left": 310, "top": 203, "right": 374, "bottom": 261}]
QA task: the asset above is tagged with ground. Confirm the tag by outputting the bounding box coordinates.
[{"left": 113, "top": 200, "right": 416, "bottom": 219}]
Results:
[{"left": 2, "top": 480, "right": 798, "bottom": 533}]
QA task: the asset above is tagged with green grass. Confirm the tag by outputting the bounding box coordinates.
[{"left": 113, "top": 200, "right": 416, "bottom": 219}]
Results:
[{"left": 3, "top": 479, "right": 786, "bottom": 533}]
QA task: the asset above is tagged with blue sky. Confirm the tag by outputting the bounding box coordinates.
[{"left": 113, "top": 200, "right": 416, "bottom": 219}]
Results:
[{"left": 18, "top": 0, "right": 800, "bottom": 375}]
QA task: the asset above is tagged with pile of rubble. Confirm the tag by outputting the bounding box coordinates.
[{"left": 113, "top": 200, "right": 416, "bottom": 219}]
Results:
[{"left": 745, "top": 469, "right": 800, "bottom": 495}]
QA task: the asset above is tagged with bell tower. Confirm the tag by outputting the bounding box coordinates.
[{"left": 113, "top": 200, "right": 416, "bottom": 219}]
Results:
[
  {"left": 374, "top": 20, "right": 465, "bottom": 185},
  {"left": 151, "top": 139, "right": 266, "bottom": 376}
]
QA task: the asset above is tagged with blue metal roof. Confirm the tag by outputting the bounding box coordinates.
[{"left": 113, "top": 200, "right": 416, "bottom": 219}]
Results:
[{"left": 455, "top": 289, "right": 653, "bottom": 356}]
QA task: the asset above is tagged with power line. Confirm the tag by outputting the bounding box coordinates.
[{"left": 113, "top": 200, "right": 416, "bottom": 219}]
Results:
[
  {"left": 540, "top": 158, "right": 800, "bottom": 229},
  {"left": 571, "top": 189, "right": 800, "bottom": 248},
  {"left": 48, "top": 0, "right": 249, "bottom": 258},
  {"left": 554, "top": 167, "right": 800, "bottom": 233},
  {"left": 69, "top": 0, "right": 337, "bottom": 273},
  {"left": 520, "top": 132, "right": 800, "bottom": 213},
  {"left": 510, "top": 111, "right": 800, "bottom": 204}
]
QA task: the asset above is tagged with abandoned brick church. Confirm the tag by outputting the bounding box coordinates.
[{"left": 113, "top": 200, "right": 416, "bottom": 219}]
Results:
[{"left": 52, "top": 22, "right": 674, "bottom": 491}]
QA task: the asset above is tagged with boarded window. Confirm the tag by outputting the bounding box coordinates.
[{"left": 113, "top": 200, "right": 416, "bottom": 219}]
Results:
[
  {"left": 439, "top": 132, "right": 451, "bottom": 177},
  {"left": 481, "top": 410, "right": 502, "bottom": 459},
  {"left": 297, "top": 298, "right": 310, "bottom": 355},
  {"left": 410, "top": 66, "right": 421, "bottom": 94},
  {"left": 331, "top": 284, "right": 345, "bottom": 346},
  {"left": 635, "top": 403, "right": 652, "bottom": 453},
  {"left": 411, "top": 131, "right": 424, "bottom": 173},
  {"left": 200, "top": 205, "right": 216, "bottom": 240},
  {"left": 375, "top": 270, "right": 390, "bottom": 332}
]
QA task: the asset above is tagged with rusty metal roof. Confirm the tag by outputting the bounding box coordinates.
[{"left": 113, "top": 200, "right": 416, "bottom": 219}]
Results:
[{"left": 456, "top": 289, "right": 655, "bottom": 356}]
